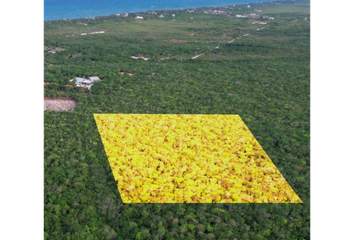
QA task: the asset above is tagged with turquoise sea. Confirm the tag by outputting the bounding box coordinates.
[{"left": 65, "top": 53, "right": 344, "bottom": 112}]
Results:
[{"left": 44, "top": 0, "right": 277, "bottom": 21}]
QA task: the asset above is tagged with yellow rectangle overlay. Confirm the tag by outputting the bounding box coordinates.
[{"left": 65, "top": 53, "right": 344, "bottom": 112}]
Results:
[{"left": 94, "top": 114, "right": 302, "bottom": 203}]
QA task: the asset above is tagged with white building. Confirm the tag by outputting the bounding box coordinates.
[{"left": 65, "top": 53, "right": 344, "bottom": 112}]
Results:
[
  {"left": 82, "top": 80, "right": 92, "bottom": 85},
  {"left": 71, "top": 76, "right": 101, "bottom": 90},
  {"left": 89, "top": 76, "right": 100, "bottom": 82},
  {"left": 135, "top": 16, "right": 144, "bottom": 19},
  {"left": 73, "top": 77, "right": 86, "bottom": 86}
]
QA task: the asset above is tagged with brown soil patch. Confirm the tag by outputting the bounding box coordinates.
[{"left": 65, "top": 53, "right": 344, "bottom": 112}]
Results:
[
  {"left": 44, "top": 98, "right": 77, "bottom": 112},
  {"left": 169, "top": 39, "right": 188, "bottom": 43}
]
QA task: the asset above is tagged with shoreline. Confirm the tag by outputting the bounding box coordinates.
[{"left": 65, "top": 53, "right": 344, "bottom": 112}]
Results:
[{"left": 44, "top": 0, "right": 283, "bottom": 22}]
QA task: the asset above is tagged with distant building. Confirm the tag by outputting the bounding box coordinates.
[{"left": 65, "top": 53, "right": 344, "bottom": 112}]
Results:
[
  {"left": 74, "top": 77, "right": 85, "bottom": 85},
  {"left": 159, "top": 14, "right": 164, "bottom": 18},
  {"left": 236, "top": 13, "right": 260, "bottom": 19},
  {"left": 135, "top": 16, "right": 144, "bottom": 19},
  {"left": 71, "top": 76, "right": 101, "bottom": 90},
  {"left": 249, "top": 13, "right": 261, "bottom": 18},
  {"left": 204, "top": 10, "right": 231, "bottom": 15},
  {"left": 89, "top": 76, "right": 101, "bottom": 82}
]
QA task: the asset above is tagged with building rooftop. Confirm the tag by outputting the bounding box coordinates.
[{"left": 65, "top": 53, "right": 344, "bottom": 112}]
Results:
[{"left": 75, "top": 77, "right": 86, "bottom": 82}]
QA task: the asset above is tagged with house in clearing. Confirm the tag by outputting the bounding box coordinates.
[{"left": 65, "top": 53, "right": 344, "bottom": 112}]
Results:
[{"left": 70, "top": 76, "right": 101, "bottom": 90}]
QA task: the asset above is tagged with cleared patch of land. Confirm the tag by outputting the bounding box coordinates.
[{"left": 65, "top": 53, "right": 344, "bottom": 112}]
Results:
[{"left": 44, "top": 98, "right": 77, "bottom": 111}]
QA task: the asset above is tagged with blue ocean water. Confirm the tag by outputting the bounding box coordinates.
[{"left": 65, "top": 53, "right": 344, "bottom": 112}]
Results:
[{"left": 44, "top": 0, "right": 276, "bottom": 21}]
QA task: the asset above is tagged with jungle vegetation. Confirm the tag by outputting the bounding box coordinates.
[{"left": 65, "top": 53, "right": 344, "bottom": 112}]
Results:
[{"left": 44, "top": 0, "right": 310, "bottom": 239}]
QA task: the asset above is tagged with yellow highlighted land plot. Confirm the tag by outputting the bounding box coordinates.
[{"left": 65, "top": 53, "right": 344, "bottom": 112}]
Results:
[{"left": 94, "top": 114, "right": 302, "bottom": 203}]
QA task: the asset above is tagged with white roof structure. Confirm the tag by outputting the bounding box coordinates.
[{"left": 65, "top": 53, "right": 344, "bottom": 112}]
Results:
[
  {"left": 75, "top": 77, "right": 86, "bottom": 83},
  {"left": 89, "top": 76, "right": 100, "bottom": 82},
  {"left": 83, "top": 80, "right": 92, "bottom": 84}
]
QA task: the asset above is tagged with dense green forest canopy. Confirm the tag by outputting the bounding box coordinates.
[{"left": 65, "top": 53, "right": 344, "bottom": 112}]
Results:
[{"left": 44, "top": 1, "right": 310, "bottom": 239}]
